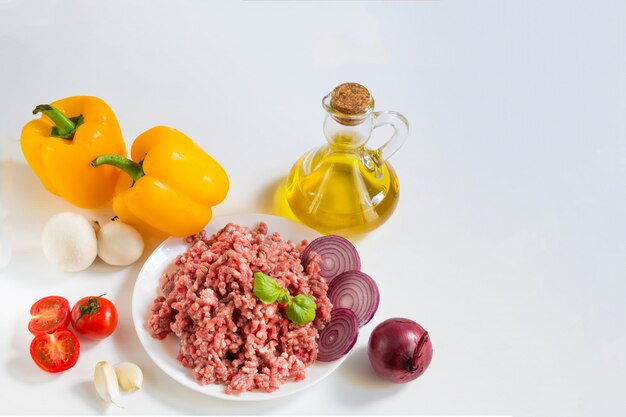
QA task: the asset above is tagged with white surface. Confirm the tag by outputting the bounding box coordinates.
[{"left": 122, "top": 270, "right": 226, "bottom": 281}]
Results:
[
  {"left": 0, "top": 0, "right": 625, "bottom": 416},
  {"left": 132, "top": 213, "right": 346, "bottom": 402}
]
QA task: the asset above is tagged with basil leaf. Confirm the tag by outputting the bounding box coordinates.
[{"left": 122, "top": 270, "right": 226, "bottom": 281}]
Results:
[
  {"left": 253, "top": 272, "right": 283, "bottom": 304},
  {"left": 253, "top": 273, "right": 316, "bottom": 326},
  {"left": 277, "top": 290, "right": 290, "bottom": 305},
  {"left": 286, "top": 294, "right": 317, "bottom": 325}
]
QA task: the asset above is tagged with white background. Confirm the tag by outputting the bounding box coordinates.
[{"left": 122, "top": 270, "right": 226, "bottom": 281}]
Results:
[{"left": 1, "top": 0, "right": 625, "bottom": 415}]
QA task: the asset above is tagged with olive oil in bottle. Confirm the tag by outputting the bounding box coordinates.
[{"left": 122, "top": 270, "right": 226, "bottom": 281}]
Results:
[{"left": 285, "top": 83, "right": 408, "bottom": 238}]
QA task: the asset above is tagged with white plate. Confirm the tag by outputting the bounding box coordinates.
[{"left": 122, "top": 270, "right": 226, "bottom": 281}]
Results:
[{"left": 132, "top": 213, "right": 347, "bottom": 401}]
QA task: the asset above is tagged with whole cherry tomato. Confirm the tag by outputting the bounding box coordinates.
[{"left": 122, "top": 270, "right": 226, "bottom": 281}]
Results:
[{"left": 70, "top": 295, "right": 118, "bottom": 340}]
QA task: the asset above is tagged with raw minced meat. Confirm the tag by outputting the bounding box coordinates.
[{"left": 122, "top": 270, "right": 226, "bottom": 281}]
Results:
[{"left": 148, "top": 222, "right": 332, "bottom": 394}]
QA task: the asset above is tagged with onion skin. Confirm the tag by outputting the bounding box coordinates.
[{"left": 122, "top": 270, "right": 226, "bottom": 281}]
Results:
[{"left": 368, "top": 318, "right": 433, "bottom": 383}]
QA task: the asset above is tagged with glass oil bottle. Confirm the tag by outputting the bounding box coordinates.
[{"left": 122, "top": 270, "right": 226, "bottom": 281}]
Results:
[{"left": 285, "top": 83, "right": 409, "bottom": 237}]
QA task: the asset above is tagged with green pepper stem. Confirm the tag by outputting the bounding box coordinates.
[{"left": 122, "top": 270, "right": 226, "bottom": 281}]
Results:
[
  {"left": 32, "top": 104, "right": 78, "bottom": 139},
  {"left": 92, "top": 154, "right": 145, "bottom": 183}
]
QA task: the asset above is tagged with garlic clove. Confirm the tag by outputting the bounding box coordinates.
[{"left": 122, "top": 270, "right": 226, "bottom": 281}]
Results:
[
  {"left": 94, "top": 361, "right": 122, "bottom": 407},
  {"left": 113, "top": 362, "right": 143, "bottom": 392}
]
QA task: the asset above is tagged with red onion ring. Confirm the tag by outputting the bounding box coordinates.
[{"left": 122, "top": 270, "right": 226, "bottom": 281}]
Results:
[
  {"left": 316, "top": 308, "right": 359, "bottom": 362},
  {"left": 301, "top": 235, "right": 361, "bottom": 283},
  {"left": 327, "top": 270, "right": 379, "bottom": 328}
]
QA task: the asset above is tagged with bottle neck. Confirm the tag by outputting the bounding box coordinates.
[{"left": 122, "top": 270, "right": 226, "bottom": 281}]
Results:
[
  {"left": 322, "top": 90, "right": 375, "bottom": 151},
  {"left": 323, "top": 114, "right": 373, "bottom": 151}
]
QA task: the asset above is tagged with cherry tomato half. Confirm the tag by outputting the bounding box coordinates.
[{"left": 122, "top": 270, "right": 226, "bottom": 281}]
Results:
[
  {"left": 29, "top": 329, "right": 80, "bottom": 373},
  {"left": 28, "top": 296, "right": 71, "bottom": 336},
  {"left": 70, "top": 295, "right": 118, "bottom": 340}
]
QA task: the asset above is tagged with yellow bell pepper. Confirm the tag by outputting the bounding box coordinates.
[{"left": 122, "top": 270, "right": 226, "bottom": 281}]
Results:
[
  {"left": 20, "top": 96, "right": 127, "bottom": 208},
  {"left": 92, "top": 126, "right": 229, "bottom": 237}
]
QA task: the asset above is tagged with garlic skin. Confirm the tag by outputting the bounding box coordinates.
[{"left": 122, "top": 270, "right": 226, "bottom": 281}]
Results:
[
  {"left": 114, "top": 362, "right": 143, "bottom": 392},
  {"left": 94, "top": 361, "right": 122, "bottom": 407}
]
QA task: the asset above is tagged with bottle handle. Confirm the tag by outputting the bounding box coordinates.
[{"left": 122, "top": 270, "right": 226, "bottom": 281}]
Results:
[{"left": 372, "top": 111, "right": 409, "bottom": 162}]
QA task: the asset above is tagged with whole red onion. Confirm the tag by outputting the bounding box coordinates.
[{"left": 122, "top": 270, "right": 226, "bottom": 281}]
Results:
[{"left": 368, "top": 318, "right": 433, "bottom": 383}]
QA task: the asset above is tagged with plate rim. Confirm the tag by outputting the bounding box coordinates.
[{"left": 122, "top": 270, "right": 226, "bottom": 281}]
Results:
[{"left": 131, "top": 213, "right": 347, "bottom": 402}]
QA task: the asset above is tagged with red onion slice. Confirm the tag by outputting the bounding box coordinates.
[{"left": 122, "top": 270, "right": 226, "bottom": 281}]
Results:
[
  {"left": 316, "top": 308, "right": 359, "bottom": 362},
  {"left": 327, "top": 270, "right": 379, "bottom": 328},
  {"left": 301, "top": 235, "right": 361, "bottom": 283}
]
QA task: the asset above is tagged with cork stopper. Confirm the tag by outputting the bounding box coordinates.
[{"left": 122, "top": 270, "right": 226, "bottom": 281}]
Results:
[{"left": 330, "top": 83, "right": 371, "bottom": 115}]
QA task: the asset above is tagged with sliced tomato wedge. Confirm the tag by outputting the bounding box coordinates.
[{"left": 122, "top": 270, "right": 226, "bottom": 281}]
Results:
[
  {"left": 28, "top": 296, "right": 71, "bottom": 336},
  {"left": 29, "top": 329, "right": 80, "bottom": 373}
]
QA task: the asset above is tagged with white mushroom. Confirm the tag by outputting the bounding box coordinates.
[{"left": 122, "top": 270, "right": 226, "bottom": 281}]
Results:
[
  {"left": 97, "top": 218, "right": 144, "bottom": 266},
  {"left": 41, "top": 212, "right": 98, "bottom": 272}
]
